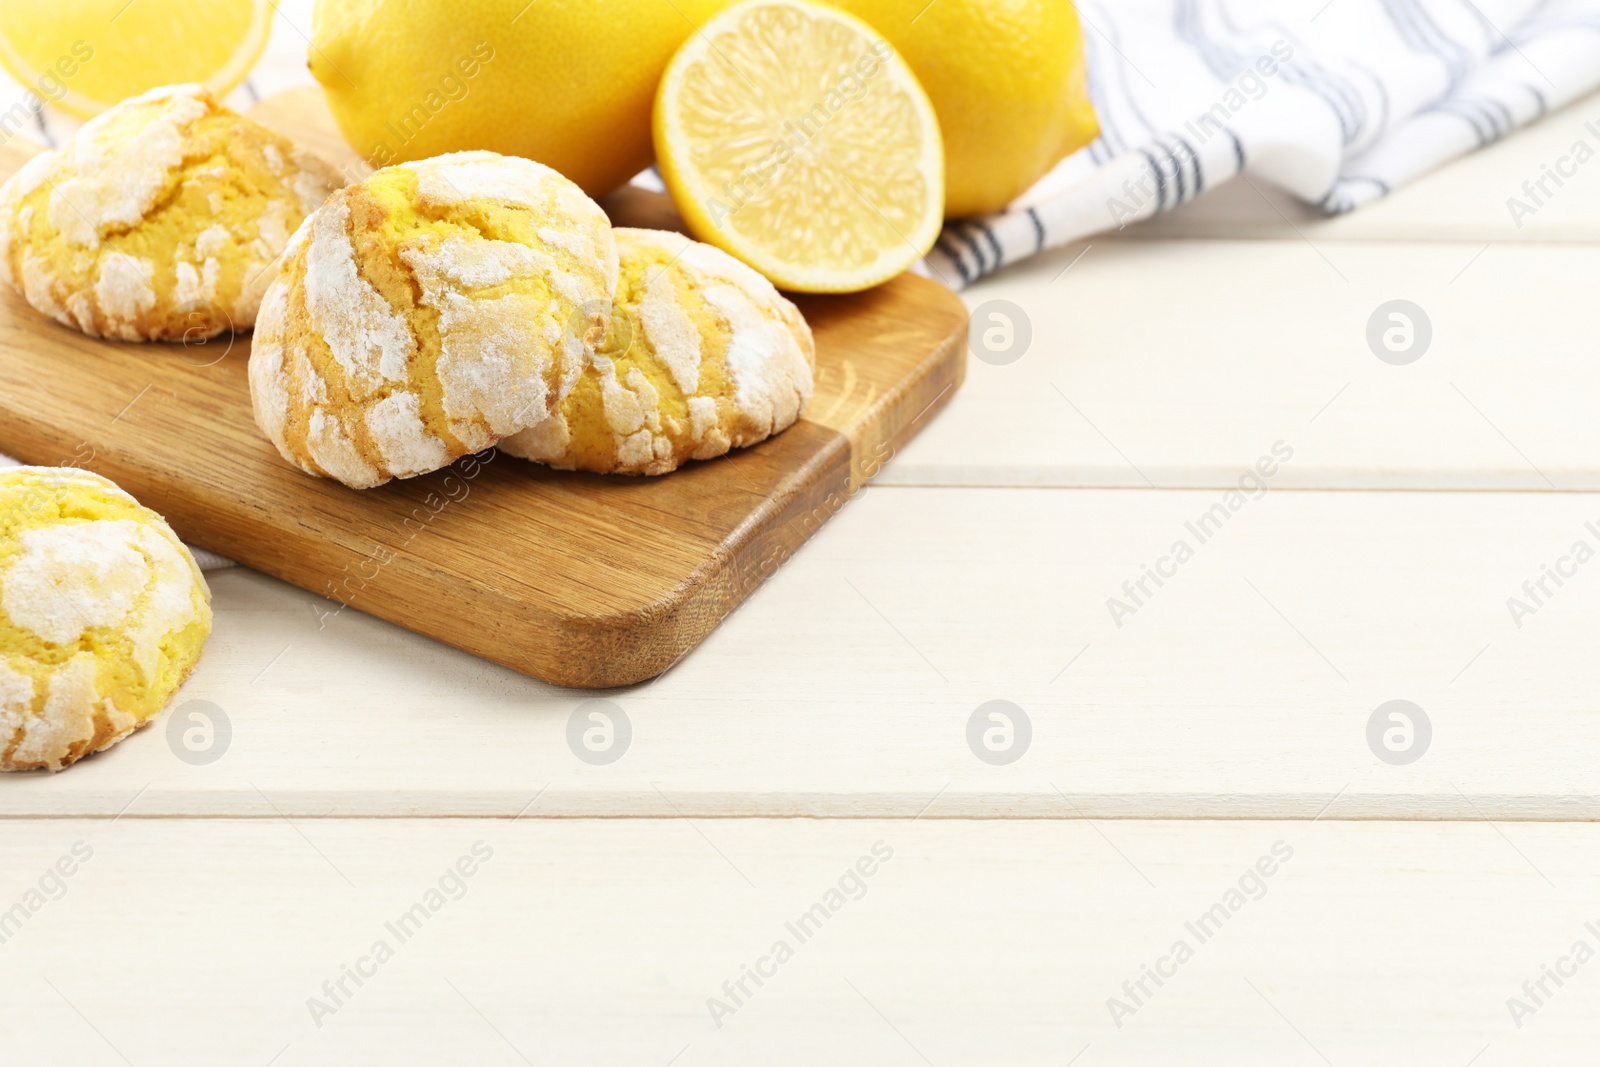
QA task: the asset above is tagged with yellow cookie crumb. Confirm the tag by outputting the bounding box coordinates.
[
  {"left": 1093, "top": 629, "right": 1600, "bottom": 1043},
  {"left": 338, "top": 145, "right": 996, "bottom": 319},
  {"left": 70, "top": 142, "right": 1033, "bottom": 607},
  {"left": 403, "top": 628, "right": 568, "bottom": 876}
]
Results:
[
  {"left": 249, "top": 151, "right": 620, "bottom": 489},
  {"left": 0, "top": 83, "right": 342, "bottom": 341},
  {"left": 500, "top": 227, "right": 814, "bottom": 475},
  {"left": 1, "top": 466, "right": 212, "bottom": 772}
]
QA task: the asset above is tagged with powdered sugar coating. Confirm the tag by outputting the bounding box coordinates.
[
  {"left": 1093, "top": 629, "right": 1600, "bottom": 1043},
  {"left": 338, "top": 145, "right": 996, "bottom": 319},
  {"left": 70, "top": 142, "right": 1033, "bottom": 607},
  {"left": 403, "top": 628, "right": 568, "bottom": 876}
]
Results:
[
  {"left": 93, "top": 253, "right": 158, "bottom": 332},
  {"left": 0, "top": 662, "right": 34, "bottom": 751},
  {"left": 49, "top": 86, "right": 209, "bottom": 248},
  {"left": 502, "top": 227, "right": 814, "bottom": 476},
  {"left": 8, "top": 654, "right": 123, "bottom": 771},
  {"left": 366, "top": 390, "right": 451, "bottom": 473},
  {"left": 637, "top": 266, "right": 702, "bottom": 394},
  {"left": 702, "top": 282, "right": 811, "bottom": 433},
  {"left": 0, "top": 466, "right": 211, "bottom": 772},
  {"left": 0, "top": 84, "right": 342, "bottom": 340},
  {"left": 248, "top": 151, "right": 618, "bottom": 489},
  {"left": 304, "top": 198, "right": 414, "bottom": 391},
  {"left": 4, "top": 520, "right": 150, "bottom": 645},
  {"left": 247, "top": 281, "right": 293, "bottom": 455}
]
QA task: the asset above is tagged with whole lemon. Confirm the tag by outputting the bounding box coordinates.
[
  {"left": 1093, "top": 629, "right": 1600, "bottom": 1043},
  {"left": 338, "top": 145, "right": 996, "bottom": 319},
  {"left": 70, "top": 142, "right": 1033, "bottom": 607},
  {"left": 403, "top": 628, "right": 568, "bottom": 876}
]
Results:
[
  {"left": 310, "top": 0, "right": 726, "bottom": 197},
  {"left": 828, "top": 0, "right": 1098, "bottom": 217}
]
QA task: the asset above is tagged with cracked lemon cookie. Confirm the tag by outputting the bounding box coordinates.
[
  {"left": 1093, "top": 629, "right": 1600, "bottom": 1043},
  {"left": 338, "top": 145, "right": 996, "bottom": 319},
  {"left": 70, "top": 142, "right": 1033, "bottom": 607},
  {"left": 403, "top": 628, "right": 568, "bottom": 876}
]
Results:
[
  {"left": 500, "top": 227, "right": 814, "bottom": 475},
  {"left": 249, "top": 151, "right": 619, "bottom": 489},
  {"left": 0, "top": 83, "right": 341, "bottom": 341},
  {"left": 1, "top": 467, "right": 212, "bottom": 772}
]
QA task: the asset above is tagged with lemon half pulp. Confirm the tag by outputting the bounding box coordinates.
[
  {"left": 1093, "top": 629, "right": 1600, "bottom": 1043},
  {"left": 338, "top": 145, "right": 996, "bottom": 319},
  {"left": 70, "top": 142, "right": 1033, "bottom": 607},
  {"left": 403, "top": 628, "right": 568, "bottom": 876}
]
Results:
[
  {"left": 0, "top": 0, "right": 270, "bottom": 119},
  {"left": 654, "top": 0, "right": 943, "bottom": 294}
]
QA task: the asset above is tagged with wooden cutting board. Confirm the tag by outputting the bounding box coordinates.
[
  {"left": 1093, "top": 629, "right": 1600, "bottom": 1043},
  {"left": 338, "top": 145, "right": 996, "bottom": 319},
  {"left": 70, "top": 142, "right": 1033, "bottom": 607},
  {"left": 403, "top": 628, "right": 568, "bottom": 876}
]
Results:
[{"left": 0, "top": 89, "right": 967, "bottom": 688}]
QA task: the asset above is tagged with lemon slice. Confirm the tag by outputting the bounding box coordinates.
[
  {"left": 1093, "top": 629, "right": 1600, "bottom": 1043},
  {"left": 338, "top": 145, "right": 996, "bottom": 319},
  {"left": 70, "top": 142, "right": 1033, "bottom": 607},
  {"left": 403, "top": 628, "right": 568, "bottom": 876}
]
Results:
[
  {"left": 0, "top": 0, "right": 271, "bottom": 119},
  {"left": 654, "top": 0, "right": 943, "bottom": 293}
]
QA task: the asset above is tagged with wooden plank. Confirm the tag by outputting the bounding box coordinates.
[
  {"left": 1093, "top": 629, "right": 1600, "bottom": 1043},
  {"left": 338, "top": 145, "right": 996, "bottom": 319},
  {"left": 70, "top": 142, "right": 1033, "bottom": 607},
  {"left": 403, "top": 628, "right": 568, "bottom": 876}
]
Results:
[
  {"left": 6, "top": 486, "right": 1600, "bottom": 819},
  {"left": 0, "top": 817, "right": 1594, "bottom": 1065},
  {"left": 0, "top": 94, "right": 968, "bottom": 689},
  {"left": 888, "top": 236, "right": 1600, "bottom": 489}
]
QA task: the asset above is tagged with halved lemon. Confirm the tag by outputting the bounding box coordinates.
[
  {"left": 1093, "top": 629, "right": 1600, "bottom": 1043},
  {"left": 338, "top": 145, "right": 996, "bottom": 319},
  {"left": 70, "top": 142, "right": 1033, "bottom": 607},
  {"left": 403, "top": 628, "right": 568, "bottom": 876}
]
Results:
[
  {"left": 0, "top": 0, "right": 271, "bottom": 119},
  {"left": 654, "top": 0, "right": 943, "bottom": 293}
]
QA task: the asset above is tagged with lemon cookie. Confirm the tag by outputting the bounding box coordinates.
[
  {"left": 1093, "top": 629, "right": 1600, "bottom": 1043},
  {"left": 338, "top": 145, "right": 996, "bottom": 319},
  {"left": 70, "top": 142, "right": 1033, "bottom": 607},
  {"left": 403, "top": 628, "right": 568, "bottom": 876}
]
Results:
[
  {"left": 1, "top": 467, "right": 212, "bottom": 772},
  {"left": 249, "top": 151, "right": 619, "bottom": 489},
  {"left": 500, "top": 228, "right": 814, "bottom": 475},
  {"left": 0, "top": 83, "right": 341, "bottom": 341}
]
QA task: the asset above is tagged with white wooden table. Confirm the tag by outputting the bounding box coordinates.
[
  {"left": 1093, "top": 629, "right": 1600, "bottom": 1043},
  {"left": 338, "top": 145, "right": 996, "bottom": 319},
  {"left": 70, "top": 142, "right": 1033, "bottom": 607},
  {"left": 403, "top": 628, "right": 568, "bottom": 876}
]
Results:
[{"left": 6, "top": 79, "right": 1600, "bottom": 1066}]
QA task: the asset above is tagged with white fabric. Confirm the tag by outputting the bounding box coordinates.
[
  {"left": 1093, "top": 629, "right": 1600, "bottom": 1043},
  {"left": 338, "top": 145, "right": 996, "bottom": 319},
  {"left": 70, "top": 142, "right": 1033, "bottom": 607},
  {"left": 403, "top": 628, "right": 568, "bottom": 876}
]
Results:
[{"left": 923, "top": 0, "right": 1600, "bottom": 287}]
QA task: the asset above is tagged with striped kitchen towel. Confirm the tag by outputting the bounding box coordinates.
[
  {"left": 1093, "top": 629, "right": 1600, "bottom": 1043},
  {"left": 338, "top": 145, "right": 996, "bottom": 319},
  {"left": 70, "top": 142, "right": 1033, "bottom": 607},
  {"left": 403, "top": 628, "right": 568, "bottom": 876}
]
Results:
[{"left": 924, "top": 0, "right": 1600, "bottom": 288}]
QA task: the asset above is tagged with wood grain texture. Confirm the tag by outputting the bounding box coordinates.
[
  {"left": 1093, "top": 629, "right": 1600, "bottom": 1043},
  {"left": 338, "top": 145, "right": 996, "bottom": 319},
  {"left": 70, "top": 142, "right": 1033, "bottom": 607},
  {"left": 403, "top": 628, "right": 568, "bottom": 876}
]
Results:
[{"left": 0, "top": 91, "right": 968, "bottom": 688}]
